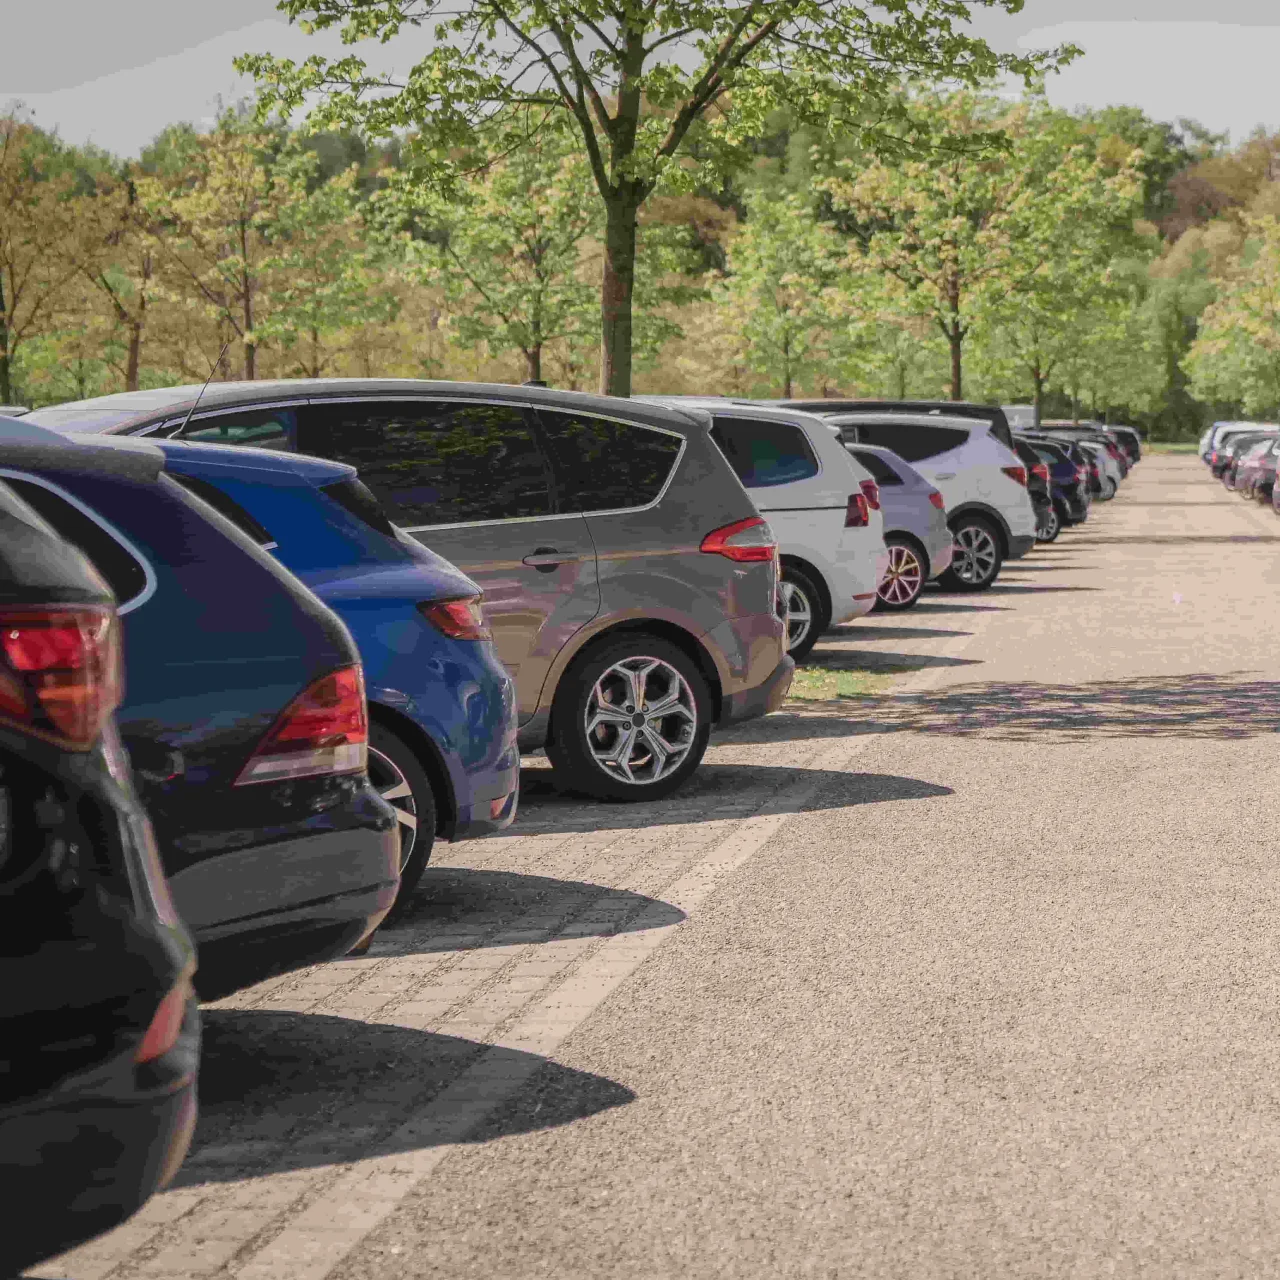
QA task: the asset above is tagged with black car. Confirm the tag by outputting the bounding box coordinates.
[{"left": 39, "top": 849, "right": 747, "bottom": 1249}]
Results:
[
  {"left": 0, "top": 477, "right": 198, "bottom": 1275},
  {"left": 1011, "top": 437, "right": 1056, "bottom": 541},
  {"left": 1017, "top": 434, "right": 1091, "bottom": 530},
  {"left": 0, "top": 430, "right": 400, "bottom": 1000}
]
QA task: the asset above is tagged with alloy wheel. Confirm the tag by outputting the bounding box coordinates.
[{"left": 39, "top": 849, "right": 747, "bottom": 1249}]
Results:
[
  {"left": 1038, "top": 505, "right": 1060, "bottom": 542},
  {"left": 952, "top": 525, "right": 999, "bottom": 586},
  {"left": 879, "top": 543, "right": 924, "bottom": 607},
  {"left": 780, "top": 580, "right": 814, "bottom": 653},
  {"left": 366, "top": 744, "right": 419, "bottom": 871},
  {"left": 584, "top": 656, "right": 697, "bottom": 786}
]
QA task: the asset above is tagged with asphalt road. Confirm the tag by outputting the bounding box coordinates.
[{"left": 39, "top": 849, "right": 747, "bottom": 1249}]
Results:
[{"left": 34, "top": 454, "right": 1280, "bottom": 1280}]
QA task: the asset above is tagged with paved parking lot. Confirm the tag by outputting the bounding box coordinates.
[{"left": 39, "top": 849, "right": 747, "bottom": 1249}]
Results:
[{"left": 35, "top": 454, "right": 1280, "bottom": 1279}]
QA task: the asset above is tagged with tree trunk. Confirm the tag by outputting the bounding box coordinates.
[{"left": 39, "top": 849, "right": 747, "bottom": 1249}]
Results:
[
  {"left": 1032, "top": 367, "right": 1043, "bottom": 426},
  {"left": 782, "top": 332, "right": 792, "bottom": 399},
  {"left": 948, "top": 329, "right": 963, "bottom": 401},
  {"left": 125, "top": 322, "right": 142, "bottom": 392},
  {"left": 0, "top": 275, "right": 10, "bottom": 403},
  {"left": 600, "top": 195, "right": 639, "bottom": 397},
  {"left": 526, "top": 344, "right": 542, "bottom": 383}
]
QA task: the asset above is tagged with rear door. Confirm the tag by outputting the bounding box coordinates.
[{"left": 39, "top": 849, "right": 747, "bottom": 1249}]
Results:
[{"left": 296, "top": 398, "right": 599, "bottom": 722}]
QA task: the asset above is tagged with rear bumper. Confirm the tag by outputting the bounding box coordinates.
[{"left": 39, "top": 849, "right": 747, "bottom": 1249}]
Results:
[
  {"left": 719, "top": 654, "right": 795, "bottom": 727},
  {"left": 1007, "top": 533, "right": 1037, "bottom": 560},
  {"left": 0, "top": 1004, "right": 199, "bottom": 1274}
]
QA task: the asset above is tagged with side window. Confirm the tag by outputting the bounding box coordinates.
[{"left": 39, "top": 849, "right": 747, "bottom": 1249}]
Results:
[
  {"left": 853, "top": 423, "right": 969, "bottom": 463},
  {"left": 166, "top": 474, "right": 276, "bottom": 546},
  {"left": 171, "top": 407, "right": 295, "bottom": 450},
  {"left": 4, "top": 478, "right": 149, "bottom": 606},
  {"left": 707, "top": 416, "right": 818, "bottom": 488},
  {"left": 850, "top": 450, "right": 903, "bottom": 486},
  {"left": 299, "top": 401, "right": 554, "bottom": 526},
  {"left": 535, "top": 410, "right": 684, "bottom": 512}
]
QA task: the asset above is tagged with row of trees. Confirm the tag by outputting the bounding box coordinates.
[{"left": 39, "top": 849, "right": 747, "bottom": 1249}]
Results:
[{"left": 2, "top": 83, "right": 1276, "bottom": 432}]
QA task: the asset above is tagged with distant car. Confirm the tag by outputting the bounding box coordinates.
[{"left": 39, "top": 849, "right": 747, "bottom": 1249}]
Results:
[
  {"left": 1067, "top": 438, "right": 1121, "bottom": 499},
  {"left": 1201, "top": 421, "right": 1274, "bottom": 463},
  {"left": 640, "top": 398, "right": 888, "bottom": 660},
  {"left": 0, "top": 427, "right": 400, "bottom": 999},
  {"left": 0, "top": 472, "right": 198, "bottom": 1274},
  {"left": 1214, "top": 431, "right": 1278, "bottom": 484},
  {"left": 805, "top": 409, "right": 1037, "bottom": 592},
  {"left": 1230, "top": 438, "right": 1275, "bottom": 498},
  {"left": 26, "top": 380, "right": 793, "bottom": 802},
  {"left": 1011, "top": 437, "right": 1056, "bottom": 541},
  {"left": 1017, "top": 435, "right": 1091, "bottom": 532},
  {"left": 1109, "top": 425, "right": 1143, "bottom": 465},
  {"left": 153, "top": 440, "right": 521, "bottom": 905},
  {"left": 779, "top": 399, "right": 1020, "bottom": 453},
  {"left": 844, "top": 443, "right": 953, "bottom": 611}
]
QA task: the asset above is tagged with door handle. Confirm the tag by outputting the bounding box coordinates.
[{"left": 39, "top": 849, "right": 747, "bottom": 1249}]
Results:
[
  {"left": 522, "top": 547, "right": 572, "bottom": 572},
  {"left": 934, "top": 472, "right": 957, "bottom": 480}
]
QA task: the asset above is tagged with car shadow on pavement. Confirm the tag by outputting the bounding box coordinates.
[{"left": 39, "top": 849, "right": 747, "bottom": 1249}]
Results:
[
  {"left": 833, "top": 624, "right": 973, "bottom": 641},
  {"left": 983, "top": 583, "right": 1101, "bottom": 593},
  {"left": 512, "top": 764, "right": 952, "bottom": 833},
  {"left": 805, "top": 648, "right": 982, "bottom": 670},
  {"left": 727, "top": 672, "right": 1280, "bottom": 744},
  {"left": 1073, "top": 534, "right": 1280, "bottom": 544},
  {"left": 911, "top": 599, "right": 1012, "bottom": 613},
  {"left": 383, "top": 868, "right": 685, "bottom": 947},
  {"left": 170, "top": 1011, "right": 634, "bottom": 1189}
]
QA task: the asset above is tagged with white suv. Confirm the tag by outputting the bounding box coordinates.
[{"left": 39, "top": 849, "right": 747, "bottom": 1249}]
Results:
[
  {"left": 823, "top": 411, "right": 1036, "bottom": 591},
  {"left": 647, "top": 399, "right": 888, "bottom": 659}
]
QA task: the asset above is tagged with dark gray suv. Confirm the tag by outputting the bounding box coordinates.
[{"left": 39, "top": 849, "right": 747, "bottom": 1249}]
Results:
[{"left": 31, "top": 381, "right": 793, "bottom": 801}]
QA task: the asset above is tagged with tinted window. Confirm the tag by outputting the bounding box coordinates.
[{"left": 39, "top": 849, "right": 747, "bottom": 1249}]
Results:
[
  {"left": 321, "top": 478, "right": 397, "bottom": 538},
  {"left": 708, "top": 416, "right": 818, "bottom": 488},
  {"left": 172, "top": 407, "right": 294, "bottom": 450},
  {"left": 167, "top": 473, "right": 275, "bottom": 546},
  {"left": 845, "top": 422, "right": 968, "bottom": 462},
  {"left": 850, "top": 449, "right": 903, "bottom": 485},
  {"left": 300, "top": 400, "right": 553, "bottom": 526},
  {"left": 536, "top": 410, "right": 684, "bottom": 512},
  {"left": 4, "top": 478, "right": 148, "bottom": 605}
]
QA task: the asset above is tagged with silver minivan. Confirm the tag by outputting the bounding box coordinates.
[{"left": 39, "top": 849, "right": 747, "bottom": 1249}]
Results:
[{"left": 30, "top": 380, "right": 793, "bottom": 802}]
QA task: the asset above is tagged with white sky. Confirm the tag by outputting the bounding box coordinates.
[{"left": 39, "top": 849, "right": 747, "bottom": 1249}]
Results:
[{"left": 4, "top": 1, "right": 1278, "bottom": 156}]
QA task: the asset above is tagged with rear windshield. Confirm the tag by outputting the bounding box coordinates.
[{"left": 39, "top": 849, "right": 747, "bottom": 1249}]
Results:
[
  {"left": 709, "top": 416, "right": 819, "bottom": 487},
  {"left": 849, "top": 449, "right": 903, "bottom": 485},
  {"left": 842, "top": 421, "right": 969, "bottom": 463},
  {"left": 167, "top": 473, "right": 276, "bottom": 546},
  {"left": 321, "top": 478, "right": 397, "bottom": 537}
]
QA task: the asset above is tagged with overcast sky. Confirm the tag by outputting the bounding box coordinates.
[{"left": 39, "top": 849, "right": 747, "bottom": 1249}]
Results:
[{"left": 4, "top": 1, "right": 1278, "bottom": 156}]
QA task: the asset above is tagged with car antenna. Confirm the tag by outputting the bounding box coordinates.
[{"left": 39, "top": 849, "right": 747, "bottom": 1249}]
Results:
[{"left": 175, "top": 340, "right": 230, "bottom": 436}]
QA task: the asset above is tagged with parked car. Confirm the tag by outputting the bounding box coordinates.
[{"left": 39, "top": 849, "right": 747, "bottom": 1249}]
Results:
[
  {"left": 1200, "top": 421, "right": 1273, "bottom": 463},
  {"left": 0, "top": 425, "right": 400, "bottom": 998},
  {"left": 1011, "top": 437, "right": 1056, "bottom": 541},
  {"left": 1067, "top": 438, "right": 1121, "bottom": 499},
  {"left": 788, "top": 409, "right": 1036, "bottom": 592},
  {"left": 1229, "top": 437, "right": 1275, "bottom": 498},
  {"left": 639, "top": 398, "right": 887, "bottom": 659},
  {"left": 1213, "top": 430, "right": 1278, "bottom": 484},
  {"left": 153, "top": 440, "right": 520, "bottom": 903},
  {"left": 1016, "top": 435, "right": 1091, "bottom": 532},
  {"left": 1109, "top": 425, "right": 1143, "bottom": 465},
  {"left": 779, "top": 399, "right": 1020, "bottom": 453},
  {"left": 28, "top": 380, "right": 793, "bottom": 801},
  {"left": 0, "top": 471, "right": 198, "bottom": 1274},
  {"left": 844, "top": 443, "right": 953, "bottom": 611}
]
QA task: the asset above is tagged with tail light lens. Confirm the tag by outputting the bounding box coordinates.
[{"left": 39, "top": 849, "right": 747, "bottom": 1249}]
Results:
[
  {"left": 135, "top": 975, "right": 193, "bottom": 1064},
  {"left": 859, "top": 479, "right": 881, "bottom": 510},
  {"left": 236, "top": 664, "right": 367, "bottom": 785},
  {"left": 927, "top": 490, "right": 946, "bottom": 510},
  {"left": 844, "top": 493, "right": 870, "bottom": 527},
  {"left": 1210, "top": 451, "right": 1219, "bottom": 465},
  {"left": 1090, "top": 464, "right": 1100, "bottom": 480},
  {"left": 0, "top": 606, "right": 122, "bottom": 749},
  {"left": 701, "top": 516, "right": 777, "bottom": 562},
  {"left": 1001, "top": 465, "right": 1028, "bottom": 486},
  {"left": 1075, "top": 465, "right": 1087, "bottom": 484},
  {"left": 418, "top": 597, "right": 491, "bottom": 640},
  {"left": 1032, "top": 462, "right": 1050, "bottom": 484}
]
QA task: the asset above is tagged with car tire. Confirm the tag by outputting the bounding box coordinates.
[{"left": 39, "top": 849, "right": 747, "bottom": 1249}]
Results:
[
  {"left": 547, "top": 635, "right": 712, "bottom": 802},
  {"left": 368, "top": 722, "right": 437, "bottom": 909},
  {"left": 1036, "top": 504, "right": 1061, "bottom": 543},
  {"left": 874, "top": 537, "right": 926, "bottom": 612},
  {"left": 780, "top": 565, "right": 830, "bottom": 660},
  {"left": 938, "top": 516, "right": 1004, "bottom": 592}
]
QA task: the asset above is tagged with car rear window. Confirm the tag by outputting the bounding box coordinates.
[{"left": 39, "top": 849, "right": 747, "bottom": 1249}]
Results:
[
  {"left": 166, "top": 473, "right": 276, "bottom": 546},
  {"left": 2, "top": 477, "right": 149, "bottom": 606},
  {"left": 321, "top": 477, "right": 397, "bottom": 537},
  {"left": 708, "top": 416, "right": 819, "bottom": 488},
  {"left": 841, "top": 421, "right": 969, "bottom": 463},
  {"left": 849, "top": 449, "right": 903, "bottom": 485}
]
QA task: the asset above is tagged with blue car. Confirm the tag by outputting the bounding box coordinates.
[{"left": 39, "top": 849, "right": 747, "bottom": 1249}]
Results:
[{"left": 152, "top": 440, "right": 520, "bottom": 902}]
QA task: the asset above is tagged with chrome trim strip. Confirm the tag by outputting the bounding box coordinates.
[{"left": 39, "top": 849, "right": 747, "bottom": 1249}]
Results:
[{"left": 0, "top": 468, "right": 158, "bottom": 615}]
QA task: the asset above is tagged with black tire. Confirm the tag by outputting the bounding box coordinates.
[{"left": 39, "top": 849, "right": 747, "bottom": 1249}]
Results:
[
  {"left": 546, "top": 635, "right": 712, "bottom": 802},
  {"left": 873, "top": 536, "right": 926, "bottom": 612},
  {"left": 780, "top": 564, "right": 831, "bottom": 661},
  {"left": 1036, "top": 503, "right": 1061, "bottom": 543},
  {"left": 937, "top": 516, "right": 1004, "bottom": 592},
  {"left": 368, "top": 722, "right": 437, "bottom": 909}
]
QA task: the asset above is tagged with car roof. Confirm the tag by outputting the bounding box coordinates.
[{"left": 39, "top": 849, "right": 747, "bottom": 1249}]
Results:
[
  {"left": 151, "top": 440, "right": 355, "bottom": 487},
  {"left": 0, "top": 424, "right": 164, "bottom": 484},
  {"left": 825, "top": 411, "right": 978, "bottom": 432},
  {"left": 639, "top": 396, "right": 842, "bottom": 435},
  {"left": 24, "top": 378, "right": 711, "bottom": 439}
]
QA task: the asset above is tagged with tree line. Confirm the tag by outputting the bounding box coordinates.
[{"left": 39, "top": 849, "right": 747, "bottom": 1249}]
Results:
[{"left": 1, "top": 84, "right": 1276, "bottom": 434}]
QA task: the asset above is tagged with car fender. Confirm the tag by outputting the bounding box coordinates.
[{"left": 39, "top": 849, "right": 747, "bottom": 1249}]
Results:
[{"left": 945, "top": 501, "right": 1012, "bottom": 557}]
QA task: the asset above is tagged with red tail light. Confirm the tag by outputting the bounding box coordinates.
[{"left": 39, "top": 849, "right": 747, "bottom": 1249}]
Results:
[
  {"left": 1210, "top": 451, "right": 1219, "bottom": 465},
  {"left": 1001, "top": 465, "right": 1028, "bottom": 486},
  {"left": 0, "top": 606, "right": 122, "bottom": 749},
  {"left": 927, "top": 489, "right": 946, "bottom": 510},
  {"left": 701, "top": 516, "right": 777, "bottom": 562},
  {"left": 859, "top": 479, "right": 881, "bottom": 510},
  {"left": 844, "top": 493, "right": 871, "bottom": 527},
  {"left": 1032, "top": 462, "right": 1050, "bottom": 484},
  {"left": 1075, "top": 465, "right": 1087, "bottom": 484},
  {"left": 236, "top": 664, "right": 367, "bottom": 785},
  {"left": 1090, "top": 464, "right": 1100, "bottom": 480},
  {"left": 418, "top": 597, "right": 490, "bottom": 640},
  {"left": 135, "top": 976, "right": 193, "bottom": 1064}
]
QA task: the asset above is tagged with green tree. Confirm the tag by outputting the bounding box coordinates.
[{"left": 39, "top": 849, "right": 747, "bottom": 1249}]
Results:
[{"left": 239, "top": 1, "right": 1066, "bottom": 397}]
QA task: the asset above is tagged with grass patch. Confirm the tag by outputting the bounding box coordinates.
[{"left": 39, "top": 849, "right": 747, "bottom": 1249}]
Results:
[
  {"left": 788, "top": 665, "right": 902, "bottom": 701},
  {"left": 1147, "top": 441, "right": 1200, "bottom": 454}
]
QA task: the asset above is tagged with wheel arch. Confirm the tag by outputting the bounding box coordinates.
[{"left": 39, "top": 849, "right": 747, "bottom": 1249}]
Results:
[
  {"left": 367, "top": 702, "right": 457, "bottom": 840},
  {"left": 946, "top": 502, "right": 1011, "bottom": 559},
  {"left": 882, "top": 527, "right": 932, "bottom": 578},
  {"left": 779, "top": 554, "right": 833, "bottom": 628}
]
